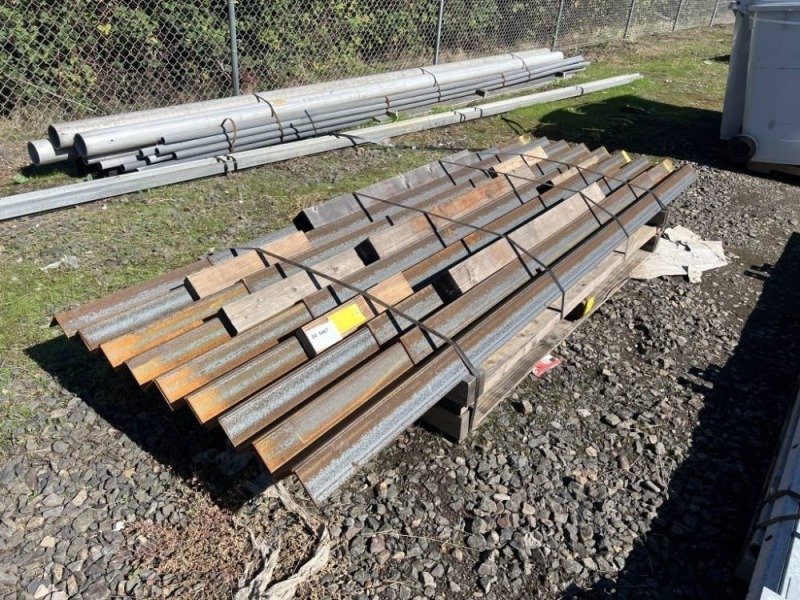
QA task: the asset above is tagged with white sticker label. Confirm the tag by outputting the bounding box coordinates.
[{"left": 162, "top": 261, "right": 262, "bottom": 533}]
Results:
[{"left": 305, "top": 320, "right": 343, "bottom": 354}]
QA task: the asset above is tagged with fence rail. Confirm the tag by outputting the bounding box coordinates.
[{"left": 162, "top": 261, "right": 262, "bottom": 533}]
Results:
[{"left": 1, "top": 0, "right": 732, "bottom": 137}]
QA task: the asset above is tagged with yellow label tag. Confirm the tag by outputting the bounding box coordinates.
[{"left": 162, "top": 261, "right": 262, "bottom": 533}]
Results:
[
  {"left": 518, "top": 134, "right": 533, "bottom": 145},
  {"left": 329, "top": 303, "right": 368, "bottom": 334},
  {"left": 581, "top": 295, "right": 596, "bottom": 318},
  {"left": 621, "top": 150, "right": 631, "bottom": 164},
  {"left": 662, "top": 158, "right": 675, "bottom": 173}
]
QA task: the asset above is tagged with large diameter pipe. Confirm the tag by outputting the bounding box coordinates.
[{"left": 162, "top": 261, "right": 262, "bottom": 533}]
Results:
[
  {"left": 74, "top": 52, "right": 566, "bottom": 157},
  {"left": 145, "top": 75, "right": 633, "bottom": 171},
  {"left": 163, "top": 54, "right": 584, "bottom": 151},
  {"left": 158, "top": 63, "right": 554, "bottom": 146},
  {"left": 49, "top": 48, "right": 556, "bottom": 149},
  {"left": 183, "top": 75, "right": 623, "bottom": 174},
  {"left": 2, "top": 75, "right": 642, "bottom": 221},
  {"left": 28, "top": 139, "right": 77, "bottom": 166},
  {"left": 156, "top": 58, "right": 586, "bottom": 161}
]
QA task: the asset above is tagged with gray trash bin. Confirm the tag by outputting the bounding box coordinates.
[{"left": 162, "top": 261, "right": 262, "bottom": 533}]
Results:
[{"left": 720, "top": 0, "right": 800, "bottom": 170}]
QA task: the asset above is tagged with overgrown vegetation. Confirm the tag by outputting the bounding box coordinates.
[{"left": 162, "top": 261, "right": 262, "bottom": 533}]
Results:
[{"left": 1, "top": 0, "right": 561, "bottom": 120}]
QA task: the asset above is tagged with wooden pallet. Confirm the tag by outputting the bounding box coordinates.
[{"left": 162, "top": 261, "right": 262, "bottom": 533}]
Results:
[
  {"left": 748, "top": 161, "right": 800, "bottom": 178},
  {"left": 421, "top": 222, "right": 663, "bottom": 442}
]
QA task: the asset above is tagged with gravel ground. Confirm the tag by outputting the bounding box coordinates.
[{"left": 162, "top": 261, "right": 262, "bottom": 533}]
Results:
[
  {"left": 3, "top": 158, "right": 799, "bottom": 600},
  {"left": 3, "top": 31, "right": 800, "bottom": 600}
]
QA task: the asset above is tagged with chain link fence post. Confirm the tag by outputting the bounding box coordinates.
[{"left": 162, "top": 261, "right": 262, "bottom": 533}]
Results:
[
  {"left": 226, "top": 0, "right": 241, "bottom": 96},
  {"left": 624, "top": 0, "right": 638, "bottom": 38},
  {"left": 710, "top": 0, "right": 722, "bottom": 24},
  {"left": 434, "top": 0, "right": 445, "bottom": 65},
  {"left": 673, "top": 0, "right": 687, "bottom": 31},
  {"left": 552, "top": 0, "right": 566, "bottom": 49}
]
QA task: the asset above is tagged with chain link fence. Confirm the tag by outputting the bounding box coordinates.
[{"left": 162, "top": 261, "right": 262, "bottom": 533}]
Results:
[{"left": 1, "top": 0, "right": 732, "bottom": 139}]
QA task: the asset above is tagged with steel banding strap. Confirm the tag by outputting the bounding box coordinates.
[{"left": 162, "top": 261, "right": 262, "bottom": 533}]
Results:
[
  {"left": 436, "top": 152, "right": 670, "bottom": 257},
  {"left": 438, "top": 151, "right": 670, "bottom": 213},
  {"left": 419, "top": 68, "right": 443, "bottom": 103},
  {"left": 220, "top": 117, "right": 238, "bottom": 154},
  {"left": 753, "top": 489, "right": 800, "bottom": 531},
  {"left": 236, "top": 246, "right": 486, "bottom": 394}
]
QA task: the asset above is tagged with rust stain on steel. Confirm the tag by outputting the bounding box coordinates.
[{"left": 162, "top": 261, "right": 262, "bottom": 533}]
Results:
[
  {"left": 295, "top": 147, "right": 482, "bottom": 229},
  {"left": 261, "top": 144, "right": 551, "bottom": 275},
  {"left": 303, "top": 236, "right": 445, "bottom": 318},
  {"left": 243, "top": 226, "right": 383, "bottom": 293},
  {"left": 255, "top": 343, "right": 414, "bottom": 473},
  {"left": 403, "top": 243, "right": 469, "bottom": 290},
  {"left": 219, "top": 328, "right": 381, "bottom": 448},
  {"left": 435, "top": 195, "right": 530, "bottom": 250},
  {"left": 295, "top": 350, "right": 469, "bottom": 504},
  {"left": 256, "top": 285, "right": 445, "bottom": 470},
  {"left": 125, "top": 318, "right": 231, "bottom": 388},
  {"left": 154, "top": 303, "right": 311, "bottom": 406},
  {"left": 54, "top": 258, "right": 211, "bottom": 338},
  {"left": 401, "top": 156, "right": 656, "bottom": 362},
  {"left": 242, "top": 264, "right": 285, "bottom": 293},
  {"left": 294, "top": 168, "right": 698, "bottom": 504},
  {"left": 368, "top": 285, "right": 444, "bottom": 346},
  {"left": 77, "top": 286, "right": 195, "bottom": 351},
  {"left": 186, "top": 338, "right": 307, "bottom": 425},
  {"left": 400, "top": 150, "right": 589, "bottom": 289},
  {"left": 99, "top": 283, "right": 247, "bottom": 368},
  {"left": 402, "top": 258, "right": 534, "bottom": 363}
]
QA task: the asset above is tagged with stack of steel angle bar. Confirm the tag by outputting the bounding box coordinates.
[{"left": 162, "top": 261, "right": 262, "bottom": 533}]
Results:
[{"left": 53, "top": 135, "right": 696, "bottom": 504}]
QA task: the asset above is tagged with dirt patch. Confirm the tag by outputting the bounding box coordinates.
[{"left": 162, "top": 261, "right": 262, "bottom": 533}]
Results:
[{"left": 125, "top": 497, "right": 256, "bottom": 598}]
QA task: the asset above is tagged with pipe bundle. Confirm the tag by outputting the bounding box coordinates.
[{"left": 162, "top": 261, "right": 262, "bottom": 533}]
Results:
[
  {"left": 28, "top": 50, "right": 588, "bottom": 175},
  {"left": 51, "top": 135, "right": 696, "bottom": 503}
]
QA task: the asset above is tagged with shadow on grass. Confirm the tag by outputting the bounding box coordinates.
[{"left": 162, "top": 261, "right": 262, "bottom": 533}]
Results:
[
  {"left": 19, "top": 159, "right": 85, "bottom": 179},
  {"left": 395, "top": 95, "right": 797, "bottom": 183},
  {"left": 532, "top": 94, "right": 732, "bottom": 170},
  {"left": 26, "top": 337, "right": 270, "bottom": 511},
  {"left": 563, "top": 233, "right": 800, "bottom": 598}
]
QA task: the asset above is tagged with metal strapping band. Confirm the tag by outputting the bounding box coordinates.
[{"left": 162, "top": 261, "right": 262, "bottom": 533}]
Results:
[
  {"left": 230, "top": 151, "right": 656, "bottom": 418},
  {"left": 332, "top": 132, "right": 395, "bottom": 147},
  {"left": 216, "top": 154, "right": 234, "bottom": 175},
  {"left": 510, "top": 53, "right": 532, "bottom": 78},
  {"left": 752, "top": 489, "right": 800, "bottom": 532},
  {"left": 420, "top": 68, "right": 443, "bottom": 103},
  {"left": 235, "top": 246, "right": 485, "bottom": 390},
  {"left": 435, "top": 151, "right": 666, "bottom": 259},
  {"left": 271, "top": 108, "right": 285, "bottom": 142},
  {"left": 439, "top": 153, "right": 656, "bottom": 256},
  {"left": 349, "top": 149, "right": 658, "bottom": 315},
  {"left": 253, "top": 95, "right": 281, "bottom": 122},
  {"left": 438, "top": 150, "right": 669, "bottom": 213},
  {"left": 351, "top": 183, "right": 572, "bottom": 317},
  {"left": 220, "top": 118, "right": 238, "bottom": 154},
  {"left": 303, "top": 109, "right": 319, "bottom": 136}
]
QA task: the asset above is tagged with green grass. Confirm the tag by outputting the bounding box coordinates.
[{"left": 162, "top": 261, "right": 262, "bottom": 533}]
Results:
[{"left": 0, "top": 27, "right": 733, "bottom": 454}]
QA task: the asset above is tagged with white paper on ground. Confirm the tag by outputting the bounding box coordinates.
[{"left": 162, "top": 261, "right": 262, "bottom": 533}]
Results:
[{"left": 632, "top": 225, "right": 727, "bottom": 282}]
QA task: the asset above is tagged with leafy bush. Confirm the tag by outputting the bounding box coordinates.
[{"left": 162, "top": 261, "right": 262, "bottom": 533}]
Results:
[{"left": 0, "top": 0, "right": 554, "bottom": 119}]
